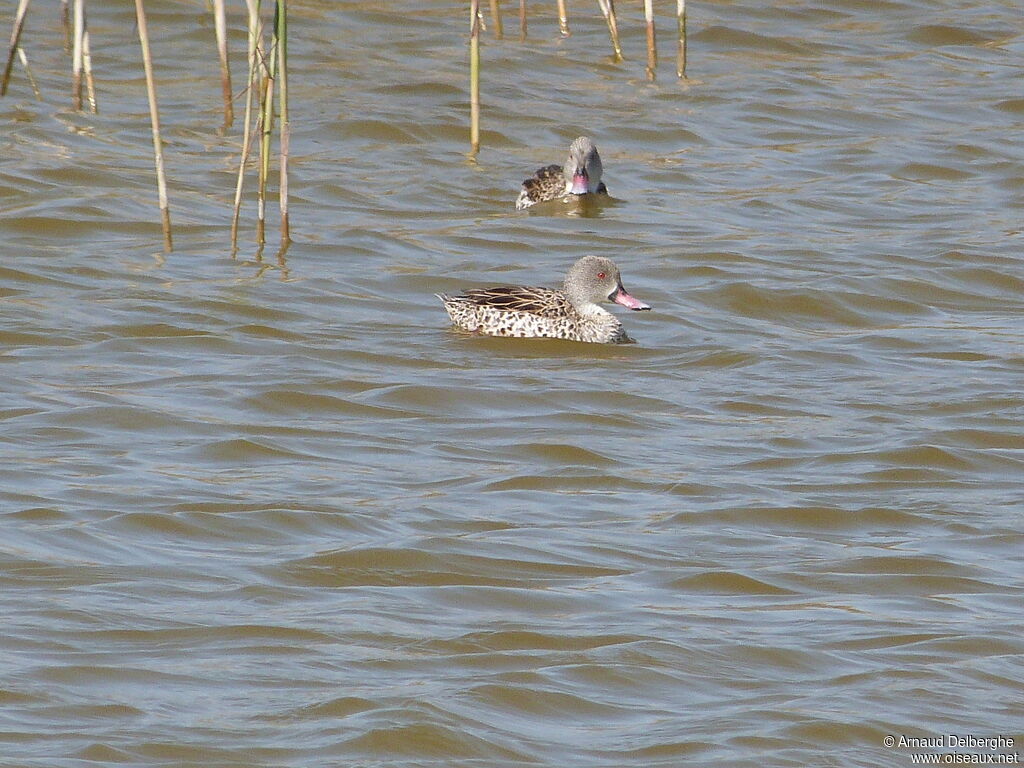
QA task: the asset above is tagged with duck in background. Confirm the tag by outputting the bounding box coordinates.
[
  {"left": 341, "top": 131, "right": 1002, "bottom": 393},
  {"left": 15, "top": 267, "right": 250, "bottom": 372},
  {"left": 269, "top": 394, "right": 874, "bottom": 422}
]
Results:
[{"left": 515, "top": 137, "right": 608, "bottom": 210}]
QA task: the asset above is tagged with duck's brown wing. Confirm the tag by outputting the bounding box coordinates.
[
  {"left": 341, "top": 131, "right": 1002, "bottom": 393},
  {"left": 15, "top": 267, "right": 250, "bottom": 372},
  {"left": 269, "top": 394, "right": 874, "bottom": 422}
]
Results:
[
  {"left": 460, "top": 285, "right": 571, "bottom": 317},
  {"left": 516, "top": 164, "right": 566, "bottom": 209}
]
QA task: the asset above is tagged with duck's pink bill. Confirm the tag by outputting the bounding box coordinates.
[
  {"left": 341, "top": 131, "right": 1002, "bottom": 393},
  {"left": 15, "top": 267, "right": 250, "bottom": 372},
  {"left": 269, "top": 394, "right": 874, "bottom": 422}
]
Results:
[
  {"left": 613, "top": 290, "right": 651, "bottom": 311},
  {"left": 570, "top": 173, "right": 589, "bottom": 194}
]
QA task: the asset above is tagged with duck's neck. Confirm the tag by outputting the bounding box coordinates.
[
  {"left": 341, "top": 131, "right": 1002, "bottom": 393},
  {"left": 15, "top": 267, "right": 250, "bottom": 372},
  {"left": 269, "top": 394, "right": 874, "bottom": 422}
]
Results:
[
  {"left": 575, "top": 303, "right": 625, "bottom": 343},
  {"left": 574, "top": 301, "right": 608, "bottom": 318}
]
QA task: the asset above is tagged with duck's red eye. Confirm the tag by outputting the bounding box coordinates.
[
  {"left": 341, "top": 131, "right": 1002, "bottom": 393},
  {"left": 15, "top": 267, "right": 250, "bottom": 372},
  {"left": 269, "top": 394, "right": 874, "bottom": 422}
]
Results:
[{"left": 597, "top": 271, "right": 606, "bottom": 279}]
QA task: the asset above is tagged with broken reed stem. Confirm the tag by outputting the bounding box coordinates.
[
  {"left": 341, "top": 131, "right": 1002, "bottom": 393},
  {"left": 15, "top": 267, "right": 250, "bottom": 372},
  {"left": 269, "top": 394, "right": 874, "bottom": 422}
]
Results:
[
  {"left": 275, "top": 0, "right": 289, "bottom": 246},
  {"left": 518, "top": 0, "right": 526, "bottom": 40},
  {"left": 82, "top": 25, "right": 95, "bottom": 112},
  {"left": 213, "top": 0, "right": 233, "bottom": 129},
  {"left": 595, "top": 0, "right": 621, "bottom": 61},
  {"left": 676, "top": 0, "right": 686, "bottom": 78},
  {"left": 257, "top": 13, "right": 278, "bottom": 247},
  {"left": 231, "top": 0, "right": 262, "bottom": 250},
  {"left": 644, "top": 0, "right": 656, "bottom": 80},
  {"left": 1, "top": 0, "right": 31, "bottom": 97},
  {"left": 555, "top": 0, "right": 569, "bottom": 37},
  {"left": 17, "top": 48, "right": 42, "bottom": 98},
  {"left": 488, "top": 0, "right": 503, "bottom": 39},
  {"left": 134, "top": 0, "right": 172, "bottom": 252},
  {"left": 71, "top": 0, "right": 83, "bottom": 109},
  {"left": 469, "top": 0, "right": 480, "bottom": 155}
]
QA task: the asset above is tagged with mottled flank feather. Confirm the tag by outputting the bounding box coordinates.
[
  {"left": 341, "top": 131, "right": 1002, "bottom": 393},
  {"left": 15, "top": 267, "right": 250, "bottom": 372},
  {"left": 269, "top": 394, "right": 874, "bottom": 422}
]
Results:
[
  {"left": 438, "top": 256, "right": 650, "bottom": 344},
  {"left": 515, "top": 165, "right": 566, "bottom": 210}
]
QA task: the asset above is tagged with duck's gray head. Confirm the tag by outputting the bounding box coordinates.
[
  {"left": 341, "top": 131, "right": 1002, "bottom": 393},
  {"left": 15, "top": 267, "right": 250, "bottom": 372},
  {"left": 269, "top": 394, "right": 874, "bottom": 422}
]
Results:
[
  {"left": 564, "top": 255, "right": 650, "bottom": 311},
  {"left": 562, "top": 137, "right": 603, "bottom": 195}
]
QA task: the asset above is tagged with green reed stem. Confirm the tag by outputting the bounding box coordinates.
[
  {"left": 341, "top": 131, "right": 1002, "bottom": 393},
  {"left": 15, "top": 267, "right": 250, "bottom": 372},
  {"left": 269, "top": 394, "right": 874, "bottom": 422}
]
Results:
[
  {"left": 1, "top": 0, "right": 31, "bottom": 97},
  {"left": 133, "top": 0, "right": 172, "bottom": 252},
  {"left": 213, "top": 0, "right": 233, "bottom": 129}
]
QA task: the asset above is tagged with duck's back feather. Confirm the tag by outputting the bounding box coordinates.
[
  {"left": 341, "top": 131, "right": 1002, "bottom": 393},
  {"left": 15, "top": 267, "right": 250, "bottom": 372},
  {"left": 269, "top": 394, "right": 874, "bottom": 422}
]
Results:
[
  {"left": 516, "top": 165, "right": 566, "bottom": 209},
  {"left": 457, "top": 285, "right": 571, "bottom": 317}
]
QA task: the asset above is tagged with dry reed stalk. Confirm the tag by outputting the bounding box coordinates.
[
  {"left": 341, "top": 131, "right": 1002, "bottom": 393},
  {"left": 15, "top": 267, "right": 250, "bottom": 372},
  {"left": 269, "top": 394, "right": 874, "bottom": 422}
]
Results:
[
  {"left": 275, "top": 0, "right": 289, "bottom": 246},
  {"left": 256, "top": 15, "right": 278, "bottom": 247},
  {"left": 71, "top": 0, "right": 83, "bottom": 108},
  {"left": 469, "top": 0, "right": 480, "bottom": 155},
  {"left": 1, "top": 0, "right": 32, "bottom": 97},
  {"left": 518, "top": 0, "right": 526, "bottom": 39},
  {"left": 488, "top": 0, "right": 503, "bottom": 38},
  {"left": 231, "top": 0, "right": 262, "bottom": 250},
  {"left": 82, "top": 25, "right": 96, "bottom": 112},
  {"left": 595, "top": 0, "right": 621, "bottom": 60},
  {"left": 17, "top": 48, "right": 42, "bottom": 98},
  {"left": 133, "top": 0, "right": 172, "bottom": 251},
  {"left": 644, "top": 0, "right": 656, "bottom": 80},
  {"left": 676, "top": 0, "right": 686, "bottom": 78},
  {"left": 555, "top": 0, "right": 569, "bottom": 36},
  {"left": 213, "top": 0, "right": 233, "bottom": 129}
]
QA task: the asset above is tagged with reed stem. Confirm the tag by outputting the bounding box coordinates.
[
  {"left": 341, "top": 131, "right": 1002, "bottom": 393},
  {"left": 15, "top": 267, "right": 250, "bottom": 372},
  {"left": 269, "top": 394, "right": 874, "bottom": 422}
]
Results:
[
  {"left": 275, "top": 0, "right": 289, "bottom": 246},
  {"left": 555, "top": 0, "right": 569, "bottom": 37},
  {"left": 213, "top": 0, "right": 233, "bottom": 129},
  {"left": 469, "top": 0, "right": 480, "bottom": 155},
  {"left": 17, "top": 47, "right": 42, "bottom": 98},
  {"left": 134, "top": 0, "right": 172, "bottom": 251},
  {"left": 231, "top": 0, "right": 262, "bottom": 250},
  {"left": 61, "top": 0, "right": 70, "bottom": 50},
  {"left": 595, "top": 0, "right": 621, "bottom": 60},
  {"left": 1, "top": 0, "right": 31, "bottom": 97},
  {"left": 488, "top": 0, "right": 503, "bottom": 39},
  {"left": 257, "top": 14, "right": 277, "bottom": 247},
  {"left": 518, "top": 0, "right": 526, "bottom": 40},
  {"left": 71, "top": 0, "right": 83, "bottom": 109},
  {"left": 644, "top": 0, "right": 656, "bottom": 81},
  {"left": 82, "top": 25, "right": 96, "bottom": 112},
  {"left": 676, "top": 0, "right": 686, "bottom": 78}
]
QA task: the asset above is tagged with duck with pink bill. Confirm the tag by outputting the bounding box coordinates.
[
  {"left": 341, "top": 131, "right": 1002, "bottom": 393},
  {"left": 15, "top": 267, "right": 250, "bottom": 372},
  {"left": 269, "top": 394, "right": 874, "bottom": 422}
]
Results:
[
  {"left": 515, "top": 137, "right": 609, "bottom": 210},
  {"left": 438, "top": 256, "right": 650, "bottom": 344}
]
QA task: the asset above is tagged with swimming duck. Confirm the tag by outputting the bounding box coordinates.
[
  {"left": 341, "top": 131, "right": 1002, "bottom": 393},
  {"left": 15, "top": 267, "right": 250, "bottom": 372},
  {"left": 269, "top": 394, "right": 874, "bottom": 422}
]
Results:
[
  {"left": 439, "top": 255, "right": 650, "bottom": 344},
  {"left": 515, "top": 136, "right": 608, "bottom": 210}
]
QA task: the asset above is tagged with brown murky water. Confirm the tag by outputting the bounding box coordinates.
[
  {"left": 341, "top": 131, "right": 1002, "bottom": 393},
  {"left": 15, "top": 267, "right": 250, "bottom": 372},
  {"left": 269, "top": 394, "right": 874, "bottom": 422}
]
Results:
[{"left": 1, "top": 1, "right": 1022, "bottom": 766}]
